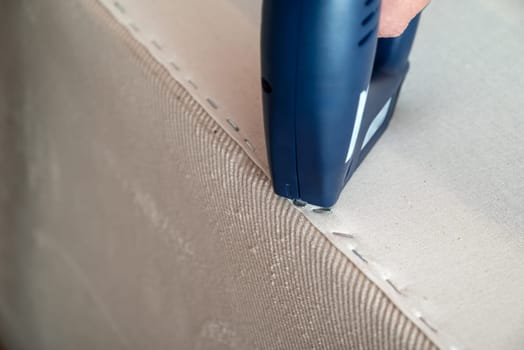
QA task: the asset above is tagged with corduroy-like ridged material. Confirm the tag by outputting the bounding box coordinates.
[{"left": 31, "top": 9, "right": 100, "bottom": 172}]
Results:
[{"left": 0, "top": 0, "right": 436, "bottom": 349}]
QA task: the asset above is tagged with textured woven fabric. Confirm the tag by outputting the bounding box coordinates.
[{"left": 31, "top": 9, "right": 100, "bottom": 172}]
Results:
[
  {"left": 92, "top": 0, "right": 524, "bottom": 347},
  {"left": 0, "top": 0, "right": 435, "bottom": 349}
]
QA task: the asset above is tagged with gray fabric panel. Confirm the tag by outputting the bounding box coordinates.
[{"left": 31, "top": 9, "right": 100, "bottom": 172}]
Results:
[{"left": 0, "top": 0, "right": 435, "bottom": 349}]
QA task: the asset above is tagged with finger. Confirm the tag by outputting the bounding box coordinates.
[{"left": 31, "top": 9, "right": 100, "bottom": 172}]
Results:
[{"left": 378, "top": 0, "right": 430, "bottom": 37}]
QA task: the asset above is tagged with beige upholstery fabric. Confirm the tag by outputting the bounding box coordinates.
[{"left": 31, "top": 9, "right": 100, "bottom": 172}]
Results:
[
  {"left": 93, "top": 0, "right": 524, "bottom": 348},
  {"left": 0, "top": 0, "right": 436, "bottom": 349}
]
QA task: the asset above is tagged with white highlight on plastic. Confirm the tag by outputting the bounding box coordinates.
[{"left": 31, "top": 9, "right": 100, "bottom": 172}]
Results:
[
  {"left": 345, "top": 89, "right": 369, "bottom": 163},
  {"left": 361, "top": 97, "right": 392, "bottom": 149}
]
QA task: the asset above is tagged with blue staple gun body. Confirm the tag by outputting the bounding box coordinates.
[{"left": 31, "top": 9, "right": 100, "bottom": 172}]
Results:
[{"left": 261, "top": 0, "right": 421, "bottom": 207}]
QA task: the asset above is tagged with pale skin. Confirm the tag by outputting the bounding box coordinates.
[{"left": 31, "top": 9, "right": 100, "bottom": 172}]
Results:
[{"left": 379, "top": 0, "right": 431, "bottom": 37}]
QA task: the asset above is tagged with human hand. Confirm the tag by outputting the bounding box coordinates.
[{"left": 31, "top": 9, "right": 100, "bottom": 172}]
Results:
[{"left": 379, "top": 0, "right": 431, "bottom": 37}]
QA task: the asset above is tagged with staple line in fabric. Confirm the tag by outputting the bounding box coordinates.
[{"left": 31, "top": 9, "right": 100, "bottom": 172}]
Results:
[
  {"left": 227, "top": 119, "right": 240, "bottom": 132},
  {"left": 311, "top": 207, "right": 332, "bottom": 214},
  {"left": 187, "top": 80, "right": 198, "bottom": 89},
  {"left": 169, "top": 61, "right": 180, "bottom": 71},
  {"left": 106, "top": 0, "right": 263, "bottom": 173},
  {"left": 83, "top": 0, "right": 441, "bottom": 348},
  {"left": 151, "top": 40, "right": 163, "bottom": 51},
  {"left": 244, "top": 139, "right": 255, "bottom": 152},
  {"left": 333, "top": 228, "right": 435, "bottom": 333},
  {"left": 128, "top": 22, "right": 139, "bottom": 32},
  {"left": 352, "top": 249, "right": 369, "bottom": 264},
  {"left": 332, "top": 231, "right": 354, "bottom": 239},
  {"left": 206, "top": 98, "right": 219, "bottom": 110},
  {"left": 386, "top": 278, "right": 404, "bottom": 296},
  {"left": 419, "top": 316, "right": 438, "bottom": 334},
  {"left": 113, "top": 1, "right": 125, "bottom": 14},
  {"left": 293, "top": 194, "right": 448, "bottom": 345}
]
